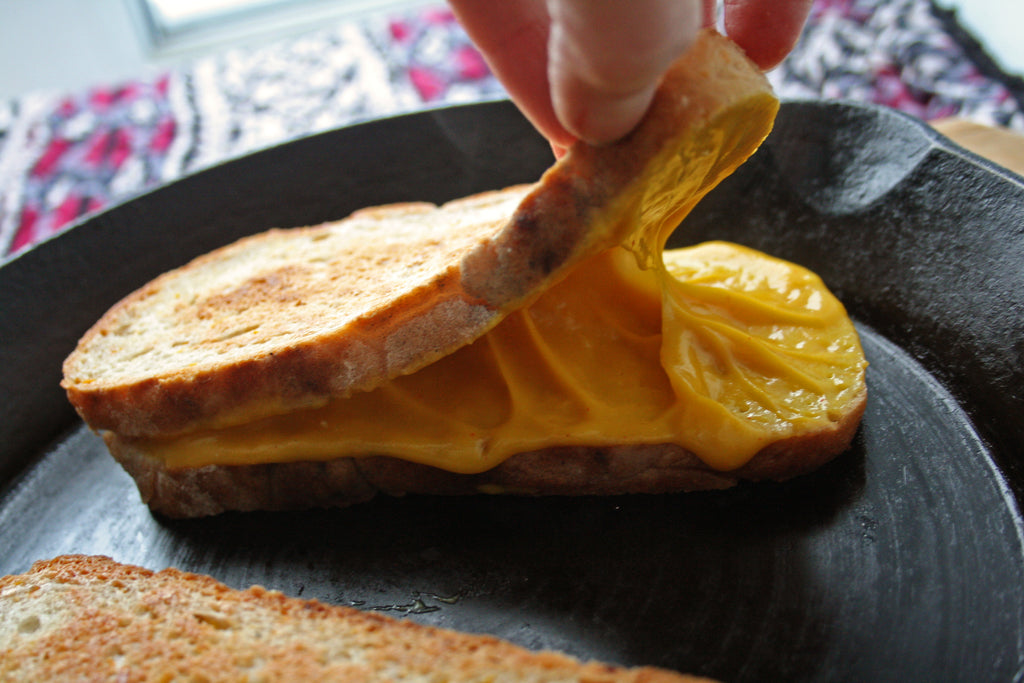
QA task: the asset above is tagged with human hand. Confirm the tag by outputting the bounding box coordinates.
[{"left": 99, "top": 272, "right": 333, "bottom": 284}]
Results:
[{"left": 448, "top": 0, "right": 812, "bottom": 154}]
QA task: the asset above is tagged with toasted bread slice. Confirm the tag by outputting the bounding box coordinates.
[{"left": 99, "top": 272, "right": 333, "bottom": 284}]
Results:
[
  {"left": 61, "top": 29, "right": 778, "bottom": 440},
  {"left": 0, "top": 555, "right": 712, "bottom": 682},
  {"left": 61, "top": 189, "right": 528, "bottom": 439}
]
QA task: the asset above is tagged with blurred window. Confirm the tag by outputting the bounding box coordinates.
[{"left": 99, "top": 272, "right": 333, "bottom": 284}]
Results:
[{"left": 133, "top": 0, "right": 420, "bottom": 54}]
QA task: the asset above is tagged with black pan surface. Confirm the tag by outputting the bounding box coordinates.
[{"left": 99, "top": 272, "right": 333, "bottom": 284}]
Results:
[{"left": 2, "top": 100, "right": 1023, "bottom": 682}]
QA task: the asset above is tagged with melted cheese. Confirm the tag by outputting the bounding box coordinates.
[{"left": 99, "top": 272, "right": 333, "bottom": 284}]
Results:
[
  {"left": 140, "top": 240, "right": 866, "bottom": 473},
  {"left": 133, "top": 83, "right": 866, "bottom": 473}
]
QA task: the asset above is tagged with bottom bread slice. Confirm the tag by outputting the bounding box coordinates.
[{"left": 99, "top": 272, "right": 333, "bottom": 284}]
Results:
[
  {"left": 0, "top": 555, "right": 711, "bottom": 682},
  {"left": 103, "top": 387, "right": 865, "bottom": 518}
]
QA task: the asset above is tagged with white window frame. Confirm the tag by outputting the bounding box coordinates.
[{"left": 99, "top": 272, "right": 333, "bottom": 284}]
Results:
[{"left": 129, "top": 0, "right": 428, "bottom": 58}]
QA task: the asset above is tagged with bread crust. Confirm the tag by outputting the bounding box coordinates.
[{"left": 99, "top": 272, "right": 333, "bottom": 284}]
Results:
[
  {"left": 104, "top": 386, "right": 865, "bottom": 518},
  {"left": 0, "top": 555, "right": 713, "bottom": 681},
  {"left": 460, "top": 29, "right": 776, "bottom": 307}
]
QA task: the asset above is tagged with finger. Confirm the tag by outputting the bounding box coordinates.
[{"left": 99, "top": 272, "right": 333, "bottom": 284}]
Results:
[
  {"left": 449, "top": 0, "right": 576, "bottom": 150},
  {"left": 722, "top": 0, "right": 812, "bottom": 70},
  {"left": 701, "top": 0, "right": 716, "bottom": 26},
  {"left": 547, "top": 0, "right": 703, "bottom": 145}
]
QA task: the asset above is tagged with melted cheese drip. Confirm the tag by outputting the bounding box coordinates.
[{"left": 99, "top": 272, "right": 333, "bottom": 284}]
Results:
[{"left": 140, "top": 240, "right": 866, "bottom": 473}]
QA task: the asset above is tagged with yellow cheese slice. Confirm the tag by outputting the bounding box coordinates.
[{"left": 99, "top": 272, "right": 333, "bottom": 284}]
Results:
[{"left": 138, "top": 240, "right": 866, "bottom": 473}]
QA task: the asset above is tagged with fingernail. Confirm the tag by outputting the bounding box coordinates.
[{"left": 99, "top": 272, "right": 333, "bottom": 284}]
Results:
[{"left": 555, "top": 84, "right": 658, "bottom": 145}]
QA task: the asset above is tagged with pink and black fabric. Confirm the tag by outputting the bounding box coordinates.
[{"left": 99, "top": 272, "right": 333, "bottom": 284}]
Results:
[{"left": 1, "top": 0, "right": 1022, "bottom": 257}]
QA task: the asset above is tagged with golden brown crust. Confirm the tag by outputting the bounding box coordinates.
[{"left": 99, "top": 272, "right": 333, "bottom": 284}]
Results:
[
  {"left": 104, "top": 386, "right": 865, "bottom": 518},
  {"left": 0, "top": 555, "right": 713, "bottom": 682},
  {"left": 460, "top": 30, "right": 775, "bottom": 307}
]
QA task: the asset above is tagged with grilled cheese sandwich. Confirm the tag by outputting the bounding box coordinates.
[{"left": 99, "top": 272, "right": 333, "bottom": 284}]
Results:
[{"left": 62, "top": 30, "right": 867, "bottom": 517}]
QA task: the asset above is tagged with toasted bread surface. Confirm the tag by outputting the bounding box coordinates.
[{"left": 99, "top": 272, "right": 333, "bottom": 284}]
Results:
[
  {"left": 0, "top": 555, "right": 711, "bottom": 682},
  {"left": 62, "top": 188, "right": 530, "bottom": 438},
  {"left": 62, "top": 29, "right": 776, "bottom": 440}
]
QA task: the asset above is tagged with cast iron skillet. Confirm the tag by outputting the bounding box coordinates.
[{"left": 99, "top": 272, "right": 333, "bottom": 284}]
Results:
[{"left": 1, "top": 100, "right": 1022, "bottom": 682}]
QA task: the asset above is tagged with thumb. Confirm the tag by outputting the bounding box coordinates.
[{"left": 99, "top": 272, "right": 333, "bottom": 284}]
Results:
[{"left": 547, "top": 0, "right": 702, "bottom": 145}]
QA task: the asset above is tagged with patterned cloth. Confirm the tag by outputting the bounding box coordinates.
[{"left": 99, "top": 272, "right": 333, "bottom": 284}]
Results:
[{"left": 1, "top": 0, "right": 1022, "bottom": 257}]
